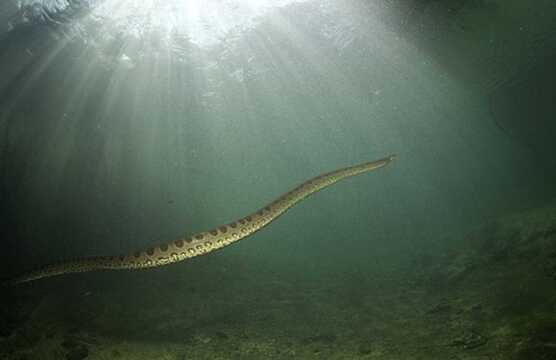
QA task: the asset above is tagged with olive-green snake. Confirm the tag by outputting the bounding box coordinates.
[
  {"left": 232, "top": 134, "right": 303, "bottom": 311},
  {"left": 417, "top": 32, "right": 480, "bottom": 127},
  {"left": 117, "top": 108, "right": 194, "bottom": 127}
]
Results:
[{"left": 5, "top": 155, "right": 396, "bottom": 285}]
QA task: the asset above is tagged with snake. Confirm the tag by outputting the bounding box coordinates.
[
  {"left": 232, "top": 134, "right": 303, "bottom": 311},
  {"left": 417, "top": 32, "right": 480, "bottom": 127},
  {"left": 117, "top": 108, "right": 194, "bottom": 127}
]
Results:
[{"left": 5, "top": 155, "right": 396, "bottom": 286}]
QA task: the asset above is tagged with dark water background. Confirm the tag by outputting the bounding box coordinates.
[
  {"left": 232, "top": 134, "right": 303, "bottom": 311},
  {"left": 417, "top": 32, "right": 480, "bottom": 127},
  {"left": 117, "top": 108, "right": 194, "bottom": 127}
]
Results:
[
  {"left": 2, "top": 0, "right": 555, "bottom": 276},
  {"left": 1, "top": 1, "right": 556, "bottom": 358}
]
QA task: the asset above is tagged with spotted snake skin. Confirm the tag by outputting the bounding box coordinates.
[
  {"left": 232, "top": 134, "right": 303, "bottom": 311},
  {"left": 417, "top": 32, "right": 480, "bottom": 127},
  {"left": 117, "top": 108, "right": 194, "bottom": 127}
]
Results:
[{"left": 5, "top": 155, "right": 396, "bottom": 285}]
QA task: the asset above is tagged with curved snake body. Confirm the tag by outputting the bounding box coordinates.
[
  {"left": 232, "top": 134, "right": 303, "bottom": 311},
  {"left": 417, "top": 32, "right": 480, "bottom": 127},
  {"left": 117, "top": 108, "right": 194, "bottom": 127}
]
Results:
[{"left": 6, "top": 155, "right": 395, "bottom": 285}]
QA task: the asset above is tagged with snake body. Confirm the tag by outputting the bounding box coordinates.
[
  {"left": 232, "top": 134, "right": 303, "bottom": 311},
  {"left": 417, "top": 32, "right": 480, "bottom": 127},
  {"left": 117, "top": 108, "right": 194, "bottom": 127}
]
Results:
[{"left": 6, "top": 155, "right": 395, "bottom": 285}]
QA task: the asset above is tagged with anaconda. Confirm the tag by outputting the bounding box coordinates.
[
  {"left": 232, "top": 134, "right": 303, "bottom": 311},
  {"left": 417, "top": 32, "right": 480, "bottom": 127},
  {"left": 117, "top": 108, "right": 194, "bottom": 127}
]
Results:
[{"left": 5, "top": 155, "right": 396, "bottom": 285}]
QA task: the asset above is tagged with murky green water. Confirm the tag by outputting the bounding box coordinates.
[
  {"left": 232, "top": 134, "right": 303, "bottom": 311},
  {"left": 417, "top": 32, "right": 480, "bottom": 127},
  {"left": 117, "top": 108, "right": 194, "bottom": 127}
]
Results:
[{"left": 1, "top": 1, "right": 556, "bottom": 359}]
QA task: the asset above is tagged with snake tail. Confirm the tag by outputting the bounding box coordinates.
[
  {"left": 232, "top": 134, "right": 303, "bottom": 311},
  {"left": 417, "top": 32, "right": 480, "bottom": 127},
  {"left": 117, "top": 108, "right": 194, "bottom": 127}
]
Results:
[{"left": 6, "top": 155, "right": 396, "bottom": 285}]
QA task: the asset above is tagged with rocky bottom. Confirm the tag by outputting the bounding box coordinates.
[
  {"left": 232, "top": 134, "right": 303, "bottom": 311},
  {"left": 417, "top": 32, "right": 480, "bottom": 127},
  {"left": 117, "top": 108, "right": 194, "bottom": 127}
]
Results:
[{"left": 1, "top": 204, "right": 556, "bottom": 360}]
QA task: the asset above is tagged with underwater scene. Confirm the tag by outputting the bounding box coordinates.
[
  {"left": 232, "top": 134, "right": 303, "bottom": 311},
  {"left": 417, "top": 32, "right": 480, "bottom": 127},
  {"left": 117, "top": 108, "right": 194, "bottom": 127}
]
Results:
[{"left": 1, "top": 0, "right": 556, "bottom": 359}]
